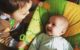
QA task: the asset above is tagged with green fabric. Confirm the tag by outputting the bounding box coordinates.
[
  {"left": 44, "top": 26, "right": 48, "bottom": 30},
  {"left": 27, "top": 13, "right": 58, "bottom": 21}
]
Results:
[
  {"left": 66, "top": 33, "right": 80, "bottom": 48},
  {"left": 10, "top": 19, "right": 15, "bottom": 28},
  {"left": 46, "top": 0, "right": 67, "bottom": 15},
  {"left": 19, "top": 48, "right": 24, "bottom": 50}
]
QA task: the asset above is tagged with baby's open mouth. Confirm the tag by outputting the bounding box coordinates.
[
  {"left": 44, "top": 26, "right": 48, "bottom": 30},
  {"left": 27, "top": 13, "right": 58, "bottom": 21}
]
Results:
[{"left": 47, "top": 28, "right": 52, "bottom": 32}]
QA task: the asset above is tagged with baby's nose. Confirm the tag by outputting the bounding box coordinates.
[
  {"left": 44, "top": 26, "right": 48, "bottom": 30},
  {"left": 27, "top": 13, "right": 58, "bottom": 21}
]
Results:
[
  {"left": 47, "top": 24, "right": 52, "bottom": 31},
  {"left": 48, "top": 24, "right": 52, "bottom": 27},
  {"left": 47, "top": 24, "right": 53, "bottom": 29}
]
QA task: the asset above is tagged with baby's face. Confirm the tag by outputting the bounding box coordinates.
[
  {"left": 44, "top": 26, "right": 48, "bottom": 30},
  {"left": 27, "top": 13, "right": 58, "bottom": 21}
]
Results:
[{"left": 46, "top": 16, "right": 68, "bottom": 36}]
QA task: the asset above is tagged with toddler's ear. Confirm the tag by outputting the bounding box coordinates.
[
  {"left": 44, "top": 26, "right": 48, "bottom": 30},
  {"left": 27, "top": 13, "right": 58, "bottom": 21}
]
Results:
[
  {"left": 3, "top": 28, "right": 10, "bottom": 33},
  {"left": 0, "top": 19, "right": 10, "bottom": 32}
]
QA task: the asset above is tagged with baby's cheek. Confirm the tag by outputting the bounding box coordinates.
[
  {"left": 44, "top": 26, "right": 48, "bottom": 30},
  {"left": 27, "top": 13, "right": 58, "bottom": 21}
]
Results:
[
  {"left": 52, "top": 27, "right": 62, "bottom": 36},
  {"left": 53, "top": 27, "right": 59, "bottom": 33}
]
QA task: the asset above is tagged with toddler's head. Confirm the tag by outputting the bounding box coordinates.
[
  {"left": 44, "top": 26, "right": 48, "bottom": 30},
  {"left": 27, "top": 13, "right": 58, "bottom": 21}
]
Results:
[
  {"left": 0, "top": 19, "right": 10, "bottom": 33},
  {"left": 46, "top": 16, "right": 68, "bottom": 36}
]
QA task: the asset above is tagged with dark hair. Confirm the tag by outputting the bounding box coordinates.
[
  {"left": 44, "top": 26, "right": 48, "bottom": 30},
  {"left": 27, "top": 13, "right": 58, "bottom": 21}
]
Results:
[{"left": 0, "top": 0, "right": 29, "bottom": 14}]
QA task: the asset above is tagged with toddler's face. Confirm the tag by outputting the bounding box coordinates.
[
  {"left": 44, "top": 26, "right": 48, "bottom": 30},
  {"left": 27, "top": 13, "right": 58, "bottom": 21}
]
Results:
[{"left": 46, "top": 16, "right": 68, "bottom": 36}]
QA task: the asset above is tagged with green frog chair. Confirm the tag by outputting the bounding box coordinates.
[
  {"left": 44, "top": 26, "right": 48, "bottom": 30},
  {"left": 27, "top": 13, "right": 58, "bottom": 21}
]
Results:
[{"left": 20, "top": 0, "right": 80, "bottom": 50}]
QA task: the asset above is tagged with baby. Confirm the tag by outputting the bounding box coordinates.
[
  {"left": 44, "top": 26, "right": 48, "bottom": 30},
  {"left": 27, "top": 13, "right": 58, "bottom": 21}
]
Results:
[{"left": 28, "top": 16, "right": 73, "bottom": 50}]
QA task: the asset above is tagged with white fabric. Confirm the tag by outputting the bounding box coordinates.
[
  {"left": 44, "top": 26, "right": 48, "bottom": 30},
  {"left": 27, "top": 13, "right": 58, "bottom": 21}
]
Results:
[{"left": 29, "top": 33, "right": 73, "bottom": 50}]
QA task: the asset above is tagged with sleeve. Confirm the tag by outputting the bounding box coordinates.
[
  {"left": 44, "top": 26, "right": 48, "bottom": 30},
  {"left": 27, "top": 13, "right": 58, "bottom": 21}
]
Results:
[{"left": 28, "top": 34, "right": 43, "bottom": 50}]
